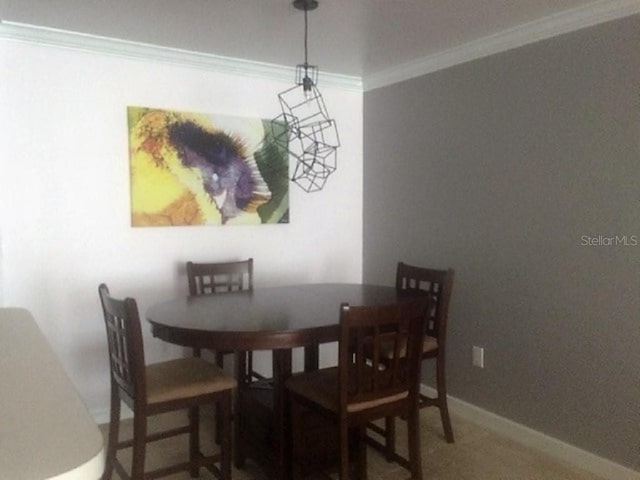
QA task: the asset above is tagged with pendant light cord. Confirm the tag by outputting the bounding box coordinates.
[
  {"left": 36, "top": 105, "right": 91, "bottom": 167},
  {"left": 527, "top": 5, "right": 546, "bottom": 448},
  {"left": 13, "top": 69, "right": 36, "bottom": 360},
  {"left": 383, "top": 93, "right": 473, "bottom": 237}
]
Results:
[{"left": 303, "top": 7, "right": 309, "bottom": 68}]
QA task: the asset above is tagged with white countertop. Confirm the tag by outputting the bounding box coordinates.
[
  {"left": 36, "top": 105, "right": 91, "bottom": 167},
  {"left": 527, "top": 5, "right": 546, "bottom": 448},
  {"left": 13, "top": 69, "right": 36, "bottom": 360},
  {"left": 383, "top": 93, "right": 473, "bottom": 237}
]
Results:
[{"left": 0, "top": 308, "right": 104, "bottom": 479}]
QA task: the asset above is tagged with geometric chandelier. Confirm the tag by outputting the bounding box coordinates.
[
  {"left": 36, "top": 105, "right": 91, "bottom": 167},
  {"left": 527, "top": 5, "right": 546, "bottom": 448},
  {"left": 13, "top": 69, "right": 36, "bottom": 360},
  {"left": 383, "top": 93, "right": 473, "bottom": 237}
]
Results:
[{"left": 273, "top": 0, "right": 340, "bottom": 193}]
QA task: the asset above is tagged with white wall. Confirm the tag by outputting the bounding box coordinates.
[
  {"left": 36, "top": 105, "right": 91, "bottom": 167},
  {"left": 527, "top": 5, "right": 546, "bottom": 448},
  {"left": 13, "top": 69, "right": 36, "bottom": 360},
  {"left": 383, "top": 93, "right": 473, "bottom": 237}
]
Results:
[{"left": 0, "top": 38, "right": 363, "bottom": 419}]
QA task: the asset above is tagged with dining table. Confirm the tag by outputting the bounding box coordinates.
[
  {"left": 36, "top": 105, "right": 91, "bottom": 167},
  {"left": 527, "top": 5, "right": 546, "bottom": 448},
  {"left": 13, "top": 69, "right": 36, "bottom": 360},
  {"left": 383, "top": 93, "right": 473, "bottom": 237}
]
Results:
[{"left": 146, "top": 282, "right": 412, "bottom": 480}]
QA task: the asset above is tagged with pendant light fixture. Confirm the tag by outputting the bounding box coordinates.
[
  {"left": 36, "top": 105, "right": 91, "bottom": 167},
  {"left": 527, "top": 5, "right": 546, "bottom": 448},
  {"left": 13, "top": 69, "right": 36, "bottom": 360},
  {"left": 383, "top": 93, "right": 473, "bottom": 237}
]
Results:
[{"left": 272, "top": 0, "right": 340, "bottom": 193}]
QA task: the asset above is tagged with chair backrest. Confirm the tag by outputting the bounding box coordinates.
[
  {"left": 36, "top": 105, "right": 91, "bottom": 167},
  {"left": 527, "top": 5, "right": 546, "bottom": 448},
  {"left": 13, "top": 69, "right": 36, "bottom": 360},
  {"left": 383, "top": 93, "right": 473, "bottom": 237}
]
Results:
[
  {"left": 395, "top": 262, "right": 454, "bottom": 341},
  {"left": 98, "top": 284, "right": 146, "bottom": 406},
  {"left": 186, "top": 258, "right": 254, "bottom": 296},
  {"left": 338, "top": 298, "right": 429, "bottom": 413}
]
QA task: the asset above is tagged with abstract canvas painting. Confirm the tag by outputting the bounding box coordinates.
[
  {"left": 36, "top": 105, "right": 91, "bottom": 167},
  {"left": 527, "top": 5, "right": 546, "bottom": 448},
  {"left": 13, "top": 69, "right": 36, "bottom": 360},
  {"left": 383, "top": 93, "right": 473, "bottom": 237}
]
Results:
[{"left": 128, "top": 106, "right": 289, "bottom": 226}]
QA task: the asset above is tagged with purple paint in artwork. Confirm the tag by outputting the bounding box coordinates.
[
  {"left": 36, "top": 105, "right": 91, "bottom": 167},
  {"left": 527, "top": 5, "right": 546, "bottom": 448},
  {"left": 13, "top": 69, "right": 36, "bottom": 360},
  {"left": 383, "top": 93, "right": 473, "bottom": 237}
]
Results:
[{"left": 168, "top": 121, "right": 258, "bottom": 221}]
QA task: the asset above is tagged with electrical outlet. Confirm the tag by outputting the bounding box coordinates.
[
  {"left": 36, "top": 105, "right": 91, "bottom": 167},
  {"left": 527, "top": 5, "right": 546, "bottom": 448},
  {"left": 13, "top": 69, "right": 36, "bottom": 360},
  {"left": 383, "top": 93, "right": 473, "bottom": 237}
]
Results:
[{"left": 472, "top": 346, "right": 484, "bottom": 368}]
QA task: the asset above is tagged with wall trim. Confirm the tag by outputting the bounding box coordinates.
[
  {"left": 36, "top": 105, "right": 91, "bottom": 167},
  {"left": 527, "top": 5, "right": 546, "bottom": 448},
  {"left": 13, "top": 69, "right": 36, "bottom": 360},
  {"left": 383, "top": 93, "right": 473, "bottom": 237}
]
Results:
[
  {"left": 92, "top": 406, "right": 132, "bottom": 427},
  {"left": 0, "top": 20, "right": 362, "bottom": 92},
  {"left": 364, "top": 0, "right": 640, "bottom": 91},
  {"left": 421, "top": 385, "right": 640, "bottom": 480},
  {"left": 94, "top": 386, "right": 640, "bottom": 479}
]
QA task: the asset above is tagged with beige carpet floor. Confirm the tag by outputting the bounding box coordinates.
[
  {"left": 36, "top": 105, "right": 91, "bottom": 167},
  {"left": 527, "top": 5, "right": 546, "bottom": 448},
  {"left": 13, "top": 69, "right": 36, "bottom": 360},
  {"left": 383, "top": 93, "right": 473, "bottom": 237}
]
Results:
[{"left": 99, "top": 407, "right": 604, "bottom": 480}]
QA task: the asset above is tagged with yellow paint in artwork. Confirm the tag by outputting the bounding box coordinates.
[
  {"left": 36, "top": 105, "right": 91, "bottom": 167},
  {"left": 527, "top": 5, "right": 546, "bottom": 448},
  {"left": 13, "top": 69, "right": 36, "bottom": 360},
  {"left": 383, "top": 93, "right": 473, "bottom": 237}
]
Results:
[{"left": 128, "top": 107, "right": 271, "bottom": 226}]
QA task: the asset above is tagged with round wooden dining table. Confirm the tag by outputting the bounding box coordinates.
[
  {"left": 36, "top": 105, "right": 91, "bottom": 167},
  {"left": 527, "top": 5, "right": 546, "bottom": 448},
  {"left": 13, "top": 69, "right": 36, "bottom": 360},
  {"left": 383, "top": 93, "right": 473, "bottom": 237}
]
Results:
[{"left": 146, "top": 283, "right": 409, "bottom": 480}]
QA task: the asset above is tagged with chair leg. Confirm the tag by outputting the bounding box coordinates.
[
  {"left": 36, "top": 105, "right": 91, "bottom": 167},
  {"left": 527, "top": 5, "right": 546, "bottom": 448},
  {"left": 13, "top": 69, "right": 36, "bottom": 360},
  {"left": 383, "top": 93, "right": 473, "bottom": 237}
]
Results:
[
  {"left": 215, "top": 351, "right": 225, "bottom": 368},
  {"left": 188, "top": 406, "right": 200, "bottom": 478},
  {"left": 234, "top": 351, "right": 247, "bottom": 469},
  {"left": 407, "top": 405, "right": 423, "bottom": 480},
  {"left": 101, "top": 381, "right": 121, "bottom": 480},
  {"left": 130, "top": 410, "right": 147, "bottom": 480},
  {"left": 247, "top": 351, "right": 253, "bottom": 379},
  {"left": 436, "top": 357, "right": 454, "bottom": 443},
  {"left": 289, "top": 395, "right": 300, "bottom": 480},
  {"left": 356, "top": 426, "right": 368, "bottom": 480},
  {"left": 339, "top": 422, "right": 350, "bottom": 480},
  {"left": 384, "top": 416, "right": 396, "bottom": 461},
  {"left": 214, "top": 352, "right": 226, "bottom": 446},
  {"left": 220, "top": 392, "right": 232, "bottom": 480}
]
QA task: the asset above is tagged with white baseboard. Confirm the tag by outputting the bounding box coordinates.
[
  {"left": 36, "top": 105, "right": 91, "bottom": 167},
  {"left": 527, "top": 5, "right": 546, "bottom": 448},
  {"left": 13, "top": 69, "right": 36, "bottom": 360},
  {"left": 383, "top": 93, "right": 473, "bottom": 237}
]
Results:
[
  {"left": 421, "top": 385, "right": 640, "bottom": 480},
  {"left": 92, "top": 405, "right": 133, "bottom": 426},
  {"left": 91, "top": 386, "right": 638, "bottom": 480}
]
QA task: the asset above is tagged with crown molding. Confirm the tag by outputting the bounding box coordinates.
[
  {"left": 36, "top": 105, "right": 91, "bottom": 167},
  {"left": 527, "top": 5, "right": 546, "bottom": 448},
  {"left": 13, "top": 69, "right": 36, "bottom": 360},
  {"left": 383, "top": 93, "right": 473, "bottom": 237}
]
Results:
[
  {"left": 2, "top": 0, "right": 638, "bottom": 94},
  {"left": 364, "top": 0, "right": 640, "bottom": 91},
  {"left": 0, "top": 21, "right": 363, "bottom": 92}
]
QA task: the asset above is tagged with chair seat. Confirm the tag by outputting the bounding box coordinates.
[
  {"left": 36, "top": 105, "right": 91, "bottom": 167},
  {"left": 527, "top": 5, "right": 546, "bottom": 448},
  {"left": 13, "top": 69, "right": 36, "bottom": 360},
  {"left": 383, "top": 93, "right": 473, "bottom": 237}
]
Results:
[
  {"left": 378, "top": 334, "right": 438, "bottom": 360},
  {"left": 286, "top": 367, "right": 408, "bottom": 414},
  {"left": 146, "top": 357, "right": 237, "bottom": 405}
]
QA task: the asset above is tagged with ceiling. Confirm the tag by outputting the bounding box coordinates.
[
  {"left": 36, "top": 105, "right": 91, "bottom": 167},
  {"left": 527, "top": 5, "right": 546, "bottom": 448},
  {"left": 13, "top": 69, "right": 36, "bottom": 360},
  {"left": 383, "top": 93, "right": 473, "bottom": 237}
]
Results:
[{"left": 0, "top": 0, "right": 637, "bottom": 81}]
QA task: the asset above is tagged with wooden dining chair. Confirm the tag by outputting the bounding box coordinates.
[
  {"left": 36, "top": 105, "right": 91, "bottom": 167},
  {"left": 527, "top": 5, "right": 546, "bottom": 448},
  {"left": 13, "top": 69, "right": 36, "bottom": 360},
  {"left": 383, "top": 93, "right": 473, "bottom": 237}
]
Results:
[
  {"left": 186, "top": 258, "right": 254, "bottom": 297},
  {"left": 186, "top": 259, "right": 262, "bottom": 382},
  {"left": 286, "top": 298, "right": 429, "bottom": 480},
  {"left": 368, "top": 262, "right": 455, "bottom": 459},
  {"left": 99, "top": 284, "right": 235, "bottom": 480}
]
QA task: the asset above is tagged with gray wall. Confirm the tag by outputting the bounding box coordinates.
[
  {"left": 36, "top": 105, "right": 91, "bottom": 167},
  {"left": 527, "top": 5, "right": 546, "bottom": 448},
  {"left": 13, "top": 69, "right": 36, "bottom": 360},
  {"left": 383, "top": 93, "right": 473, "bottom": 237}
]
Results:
[{"left": 363, "top": 15, "right": 640, "bottom": 469}]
